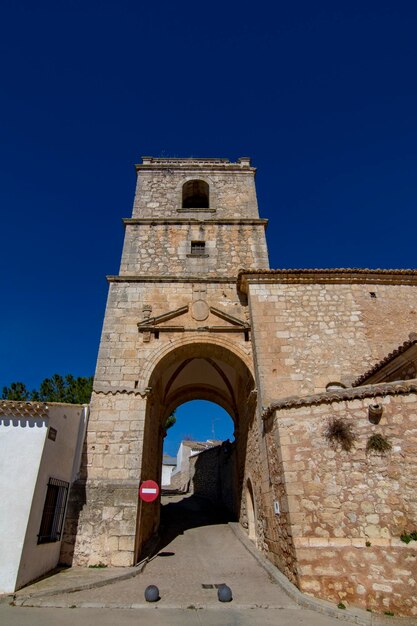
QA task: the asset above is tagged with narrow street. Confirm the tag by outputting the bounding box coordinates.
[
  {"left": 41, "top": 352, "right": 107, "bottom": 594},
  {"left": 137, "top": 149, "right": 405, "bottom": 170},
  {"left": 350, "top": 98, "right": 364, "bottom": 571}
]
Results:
[{"left": 0, "top": 495, "right": 388, "bottom": 625}]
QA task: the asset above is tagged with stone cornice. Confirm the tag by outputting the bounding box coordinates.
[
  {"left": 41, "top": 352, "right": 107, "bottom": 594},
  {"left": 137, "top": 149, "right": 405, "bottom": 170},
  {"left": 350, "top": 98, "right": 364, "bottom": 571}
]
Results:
[
  {"left": 107, "top": 275, "right": 239, "bottom": 284},
  {"left": 262, "top": 379, "right": 417, "bottom": 419},
  {"left": 238, "top": 268, "right": 417, "bottom": 293},
  {"left": 93, "top": 384, "right": 150, "bottom": 397},
  {"left": 135, "top": 157, "right": 255, "bottom": 173},
  {"left": 123, "top": 218, "right": 268, "bottom": 226},
  {"left": 0, "top": 400, "right": 48, "bottom": 418}
]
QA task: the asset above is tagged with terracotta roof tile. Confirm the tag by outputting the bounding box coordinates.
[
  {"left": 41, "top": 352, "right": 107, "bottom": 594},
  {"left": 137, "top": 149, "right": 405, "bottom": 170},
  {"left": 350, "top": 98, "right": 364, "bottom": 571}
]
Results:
[
  {"left": 237, "top": 268, "right": 417, "bottom": 291},
  {"left": 352, "top": 333, "right": 417, "bottom": 386},
  {"left": 0, "top": 400, "right": 48, "bottom": 418},
  {"left": 262, "top": 380, "right": 417, "bottom": 419},
  {"left": 182, "top": 439, "right": 223, "bottom": 451}
]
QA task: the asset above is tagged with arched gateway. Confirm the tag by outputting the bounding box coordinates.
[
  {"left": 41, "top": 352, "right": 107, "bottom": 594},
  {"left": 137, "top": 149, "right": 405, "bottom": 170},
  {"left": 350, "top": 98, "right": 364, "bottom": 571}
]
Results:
[{"left": 67, "top": 157, "right": 270, "bottom": 566}]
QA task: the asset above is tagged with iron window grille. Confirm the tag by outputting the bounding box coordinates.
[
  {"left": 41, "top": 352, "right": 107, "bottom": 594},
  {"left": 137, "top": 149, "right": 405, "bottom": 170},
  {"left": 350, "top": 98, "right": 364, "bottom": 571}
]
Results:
[
  {"left": 37, "top": 478, "right": 69, "bottom": 544},
  {"left": 191, "top": 241, "right": 206, "bottom": 255}
]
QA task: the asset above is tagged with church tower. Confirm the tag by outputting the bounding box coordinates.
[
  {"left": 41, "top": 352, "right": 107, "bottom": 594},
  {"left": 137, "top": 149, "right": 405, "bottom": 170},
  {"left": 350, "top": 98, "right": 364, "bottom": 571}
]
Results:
[{"left": 67, "top": 157, "right": 269, "bottom": 566}]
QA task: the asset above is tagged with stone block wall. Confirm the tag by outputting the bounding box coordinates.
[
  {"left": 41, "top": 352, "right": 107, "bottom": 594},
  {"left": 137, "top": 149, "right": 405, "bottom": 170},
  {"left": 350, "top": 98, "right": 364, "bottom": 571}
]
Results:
[
  {"left": 132, "top": 160, "right": 259, "bottom": 220},
  {"left": 94, "top": 280, "right": 252, "bottom": 392},
  {"left": 188, "top": 442, "right": 235, "bottom": 514},
  {"left": 119, "top": 222, "right": 269, "bottom": 277},
  {"left": 62, "top": 390, "right": 147, "bottom": 566},
  {"left": 264, "top": 387, "right": 417, "bottom": 616},
  {"left": 247, "top": 279, "right": 417, "bottom": 402},
  {"left": 256, "top": 421, "right": 298, "bottom": 584}
]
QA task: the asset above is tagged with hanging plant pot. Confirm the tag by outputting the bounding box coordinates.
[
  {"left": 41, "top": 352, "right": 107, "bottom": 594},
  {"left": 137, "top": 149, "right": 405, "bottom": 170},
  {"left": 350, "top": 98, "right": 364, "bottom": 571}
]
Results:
[{"left": 368, "top": 404, "right": 383, "bottom": 425}]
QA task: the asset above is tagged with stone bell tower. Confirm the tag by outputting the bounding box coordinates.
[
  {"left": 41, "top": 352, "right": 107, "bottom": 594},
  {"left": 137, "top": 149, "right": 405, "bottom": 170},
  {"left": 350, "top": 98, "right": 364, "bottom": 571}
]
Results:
[{"left": 67, "top": 157, "right": 269, "bottom": 566}]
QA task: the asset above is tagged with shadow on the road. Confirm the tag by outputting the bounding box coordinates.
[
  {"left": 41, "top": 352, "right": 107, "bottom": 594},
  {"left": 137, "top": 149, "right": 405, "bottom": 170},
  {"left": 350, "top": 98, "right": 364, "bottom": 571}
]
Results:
[{"left": 142, "top": 494, "right": 235, "bottom": 559}]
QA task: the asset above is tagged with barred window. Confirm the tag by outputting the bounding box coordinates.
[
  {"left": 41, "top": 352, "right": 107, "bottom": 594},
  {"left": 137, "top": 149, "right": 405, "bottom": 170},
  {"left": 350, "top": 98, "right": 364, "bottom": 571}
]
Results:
[
  {"left": 38, "top": 478, "right": 69, "bottom": 544},
  {"left": 190, "top": 241, "right": 206, "bottom": 255}
]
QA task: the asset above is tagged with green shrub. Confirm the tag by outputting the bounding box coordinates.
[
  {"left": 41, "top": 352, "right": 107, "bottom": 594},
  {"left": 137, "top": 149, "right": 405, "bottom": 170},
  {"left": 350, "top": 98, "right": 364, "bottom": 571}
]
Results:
[
  {"left": 324, "top": 418, "right": 356, "bottom": 451},
  {"left": 366, "top": 433, "right": 391, "bottom": 454}
]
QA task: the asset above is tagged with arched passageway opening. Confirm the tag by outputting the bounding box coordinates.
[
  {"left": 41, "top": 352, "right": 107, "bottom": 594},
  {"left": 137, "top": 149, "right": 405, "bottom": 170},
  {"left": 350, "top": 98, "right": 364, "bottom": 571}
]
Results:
[
  {"left": 134, "top": 341, "right": 256, "bottom": 561},
  {"left": 162, "top": 399, "right": 234, "bottom": 491}
]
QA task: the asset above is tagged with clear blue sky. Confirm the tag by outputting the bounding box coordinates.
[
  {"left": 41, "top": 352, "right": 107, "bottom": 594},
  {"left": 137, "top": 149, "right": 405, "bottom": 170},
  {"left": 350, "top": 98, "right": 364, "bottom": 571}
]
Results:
[
  {"left": 163, "top": 401, "right": 234, "bottom": 458},
  {"left": 1, "top": 2, "right": 417, "bottom": 445}
]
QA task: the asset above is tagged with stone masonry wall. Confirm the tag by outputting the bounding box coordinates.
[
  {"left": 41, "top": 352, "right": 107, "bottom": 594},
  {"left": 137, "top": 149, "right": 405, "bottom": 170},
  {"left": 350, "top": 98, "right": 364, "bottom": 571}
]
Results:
[
  {"left": 257, "top": 420, "right": 299, "bottom": 584},
  {"left": 94, "top": 281, "right": 252, "bottom": 391},
  {"left": 248, "top": 281, "right": 417, "bottom": 403},
  {"left": 132, "top": 166, "right": 259, "bottom": 219},
  {"left": 265, "top": 390, "right": 417, "bottom": 616},
  {"left": 64, "top": 389, "right": 147, "bottom": 566},
  {"left": 188, "top": 443, "right": 235, "bottom": 514},
  {"left": 119, "top": 222, "right": 269, "bottom": 277}
]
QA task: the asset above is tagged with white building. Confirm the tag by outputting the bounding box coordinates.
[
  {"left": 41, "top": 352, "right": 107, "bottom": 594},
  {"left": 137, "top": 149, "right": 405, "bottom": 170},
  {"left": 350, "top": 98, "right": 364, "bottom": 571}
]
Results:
[
  {"left": 161, "top": 454, "right": 177, "bottom": 486},
  {"left": 169, "top": 439, "right": 223, "bottom": 490},
  {"left": 0, "top": 400, "right": 88, "bottom": 593}
]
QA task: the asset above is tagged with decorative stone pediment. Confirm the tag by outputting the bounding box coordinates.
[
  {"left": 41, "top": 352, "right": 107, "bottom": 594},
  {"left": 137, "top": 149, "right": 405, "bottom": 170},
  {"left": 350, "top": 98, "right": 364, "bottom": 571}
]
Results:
[{"left": 137, "top": 303, "right": 250, "bottom": 341}]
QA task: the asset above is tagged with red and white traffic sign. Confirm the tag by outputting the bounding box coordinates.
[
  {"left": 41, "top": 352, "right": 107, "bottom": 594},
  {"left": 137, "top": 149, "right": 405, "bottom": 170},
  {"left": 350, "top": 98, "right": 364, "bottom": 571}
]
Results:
[{"left": 139, "top": 480, "right": 160, "bottom": 503}]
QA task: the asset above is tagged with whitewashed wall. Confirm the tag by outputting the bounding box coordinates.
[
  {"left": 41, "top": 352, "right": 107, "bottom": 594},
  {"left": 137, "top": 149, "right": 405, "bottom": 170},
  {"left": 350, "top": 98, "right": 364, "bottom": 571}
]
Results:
[
  {"left": 0, "top": 402, "right": 88, "bottom": 593},
  {"left": 0, "top": 414, "right": 47, "bottom": 592}
]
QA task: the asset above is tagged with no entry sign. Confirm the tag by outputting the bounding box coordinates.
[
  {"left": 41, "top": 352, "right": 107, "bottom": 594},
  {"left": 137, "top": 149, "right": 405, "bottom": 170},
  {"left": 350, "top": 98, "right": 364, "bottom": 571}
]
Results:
[{"left": 139, "top": 480, "right": 160, "bottom": 503}]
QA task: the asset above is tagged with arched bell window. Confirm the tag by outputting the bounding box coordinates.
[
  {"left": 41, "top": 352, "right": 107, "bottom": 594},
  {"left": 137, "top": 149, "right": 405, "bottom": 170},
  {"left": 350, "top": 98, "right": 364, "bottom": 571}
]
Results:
[{"left": 182, "top": 180, "right": 209, "bottom": 209}]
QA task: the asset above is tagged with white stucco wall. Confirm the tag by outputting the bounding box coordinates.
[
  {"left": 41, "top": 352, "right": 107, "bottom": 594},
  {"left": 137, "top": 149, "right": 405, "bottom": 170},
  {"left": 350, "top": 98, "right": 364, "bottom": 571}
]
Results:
[
  {"left": 161, "top": 464, "right": 174, "bottom": 486},
  {"left": 0, "top": 402, "right": 88, "bottom": 593},
  {"left": 15, "top": 404, "right": 87, "bottom": 590},
  {"left": 0, "top": 414, "right": 47, "bottom": 593},
  {"left": 173, "top": 442, "right": 191, "bottom": 476}
]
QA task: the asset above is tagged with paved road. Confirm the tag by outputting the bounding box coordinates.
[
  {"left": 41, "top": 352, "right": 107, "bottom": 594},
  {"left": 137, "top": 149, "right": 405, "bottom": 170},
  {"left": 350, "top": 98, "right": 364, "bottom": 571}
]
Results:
[
  {"left": 0, "top": 605, "right": 357, "bottom": 626},
  {"left": 2, "top": 495, "right": 401, "bottom": 625}
]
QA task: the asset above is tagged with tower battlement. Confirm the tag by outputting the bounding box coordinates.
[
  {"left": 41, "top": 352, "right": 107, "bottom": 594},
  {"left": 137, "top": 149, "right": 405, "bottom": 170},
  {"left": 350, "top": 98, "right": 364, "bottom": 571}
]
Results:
[{"left": 137, "top": 156, "right": 253, "bottom": 170}]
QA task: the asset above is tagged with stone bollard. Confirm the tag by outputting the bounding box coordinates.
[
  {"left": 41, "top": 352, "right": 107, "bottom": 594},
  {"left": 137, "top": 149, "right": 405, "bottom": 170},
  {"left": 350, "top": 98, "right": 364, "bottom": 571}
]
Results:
[
  {"left": 144, "top": 584, "right": 160, "bottom": 602},
  {"left": 217, "top": 584, "right": 232, "bottom": 602}
]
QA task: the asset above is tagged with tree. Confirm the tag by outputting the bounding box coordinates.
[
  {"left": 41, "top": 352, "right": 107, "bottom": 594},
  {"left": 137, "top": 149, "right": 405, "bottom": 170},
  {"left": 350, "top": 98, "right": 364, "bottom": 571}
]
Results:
[
  {"left": 2, "top": 375, "right": 93, "bottom": 404},
  {"left": 2, "top": 381, "right": 30, "bottom": 401},
  {"left": 38, "top": 374, "right": 66, "bottom": 402},
  {"left": 37, "top": 374, "right": 93, "bottom": 404},
  {"left": 164, "top": 411, "right": 176, "bottom": 431}
]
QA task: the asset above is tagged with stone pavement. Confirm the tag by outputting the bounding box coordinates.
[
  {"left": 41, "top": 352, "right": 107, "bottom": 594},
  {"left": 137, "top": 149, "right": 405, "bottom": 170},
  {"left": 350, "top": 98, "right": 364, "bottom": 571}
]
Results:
[
  {"left": 3, "top": 496, "right": 416, "bottom": 625},
  {"left": 0, "top": 605, "right": 402, "bottom": 626}
]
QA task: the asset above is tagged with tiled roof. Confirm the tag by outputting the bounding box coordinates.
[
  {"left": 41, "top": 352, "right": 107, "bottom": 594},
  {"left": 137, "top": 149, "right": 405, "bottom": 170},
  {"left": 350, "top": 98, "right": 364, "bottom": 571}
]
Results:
[
  {"left": 0, "top": 400, "right": 48, "bottom": 418},
  {"left": 239, "top": 268, "right": 417, "bottom": 276},
  {"left": 182, "top": 439, "right": 223, "bottom": 451},
  {"left": 262, "top": 380, "right": 417, "bottom": 419},
  {"left": 352, "top": 333, "right": 417, "bottom": 386},
  {"left": 162, "top": 454, "right": 177, "bottom": 465},
  {"left": 237, "top": 268, "right": 417, "bottom": 292}
]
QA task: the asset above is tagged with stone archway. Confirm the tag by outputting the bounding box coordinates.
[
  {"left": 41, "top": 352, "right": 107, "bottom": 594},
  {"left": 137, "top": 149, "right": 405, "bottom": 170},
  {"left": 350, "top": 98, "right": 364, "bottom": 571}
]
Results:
[{"left": 134, "top": 340, "right": 256, "bottom": 561}]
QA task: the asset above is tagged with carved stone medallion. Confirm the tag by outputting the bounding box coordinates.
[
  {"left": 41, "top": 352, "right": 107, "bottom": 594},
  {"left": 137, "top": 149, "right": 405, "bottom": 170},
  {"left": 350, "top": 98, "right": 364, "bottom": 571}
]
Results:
[{"left": 191, "top": 299, "right": 209, "bottom": 321}]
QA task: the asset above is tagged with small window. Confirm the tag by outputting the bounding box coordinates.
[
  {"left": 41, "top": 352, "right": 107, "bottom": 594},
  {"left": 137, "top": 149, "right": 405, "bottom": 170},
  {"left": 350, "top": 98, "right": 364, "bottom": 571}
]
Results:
[
  {"left": 38, "top": 478, "right": 69, "bottom": 544},
  {"left": 190, "top": 241, "right": 206, "bottom": 256},
  {"left": 182, "top": 180, "right": 209, "bottom": 208}
]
